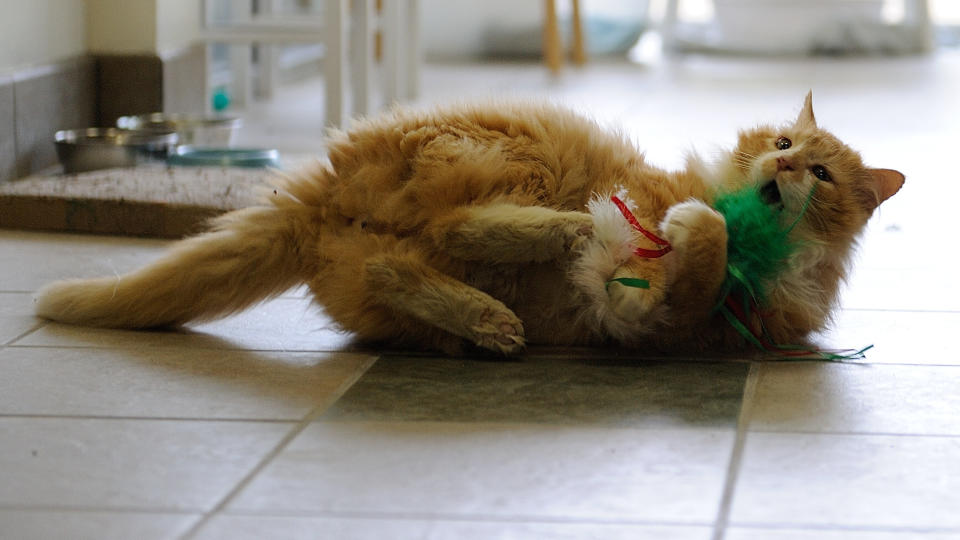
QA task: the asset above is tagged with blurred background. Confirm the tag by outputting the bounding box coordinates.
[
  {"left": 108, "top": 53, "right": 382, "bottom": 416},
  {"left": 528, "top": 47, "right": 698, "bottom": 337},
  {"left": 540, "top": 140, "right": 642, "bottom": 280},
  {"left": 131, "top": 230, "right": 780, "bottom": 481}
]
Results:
[{"left": 1, "top": 0, "right": 958, "bottom": 182}]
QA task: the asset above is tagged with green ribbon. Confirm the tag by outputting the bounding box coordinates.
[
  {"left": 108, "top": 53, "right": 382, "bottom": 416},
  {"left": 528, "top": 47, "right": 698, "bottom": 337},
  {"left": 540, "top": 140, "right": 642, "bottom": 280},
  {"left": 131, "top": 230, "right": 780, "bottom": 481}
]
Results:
[{"left": 605, "top": 277, "right": 650, "bottom": 290}]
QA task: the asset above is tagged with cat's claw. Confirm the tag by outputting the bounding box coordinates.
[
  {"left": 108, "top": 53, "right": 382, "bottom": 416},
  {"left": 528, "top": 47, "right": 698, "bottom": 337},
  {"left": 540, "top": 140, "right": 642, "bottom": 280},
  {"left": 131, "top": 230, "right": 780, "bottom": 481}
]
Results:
[{"left": 471, "top": 309, "right": 526, "bottom": 355}]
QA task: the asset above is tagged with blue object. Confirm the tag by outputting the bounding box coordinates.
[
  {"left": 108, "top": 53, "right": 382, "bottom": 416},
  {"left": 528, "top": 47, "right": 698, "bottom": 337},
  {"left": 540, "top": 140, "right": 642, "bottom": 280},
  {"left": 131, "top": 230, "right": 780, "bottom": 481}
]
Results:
[{"left": 212, "top": 87, "right": 231, "bottom": 112}]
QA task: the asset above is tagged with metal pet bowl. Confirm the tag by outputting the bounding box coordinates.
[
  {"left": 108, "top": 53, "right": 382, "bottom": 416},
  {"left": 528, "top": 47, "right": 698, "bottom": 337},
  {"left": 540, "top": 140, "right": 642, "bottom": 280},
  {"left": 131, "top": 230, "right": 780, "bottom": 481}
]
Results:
[
  {"left": 117, "top": 113, "right": 241, "bottom": 147},
  {"left": 166, "top": 146, "right": 279, "bottom": 168},
  {"left": 55, "top": 128, "right": 179, "bottom": 174}
]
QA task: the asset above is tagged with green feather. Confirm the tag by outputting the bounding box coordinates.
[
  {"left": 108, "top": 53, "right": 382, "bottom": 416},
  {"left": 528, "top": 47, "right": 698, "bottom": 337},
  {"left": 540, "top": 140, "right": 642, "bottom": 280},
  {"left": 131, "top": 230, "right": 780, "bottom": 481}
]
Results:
[{"left": 713, "top": 185, "right": 797, "bottom": 304}]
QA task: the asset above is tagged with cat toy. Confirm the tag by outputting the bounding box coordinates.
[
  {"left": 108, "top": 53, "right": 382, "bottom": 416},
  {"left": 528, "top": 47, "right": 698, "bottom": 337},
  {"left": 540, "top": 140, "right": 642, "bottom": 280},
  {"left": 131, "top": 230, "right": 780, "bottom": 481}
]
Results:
[{"left": 608, "top": 185, "right": 871, "bottom": 360}]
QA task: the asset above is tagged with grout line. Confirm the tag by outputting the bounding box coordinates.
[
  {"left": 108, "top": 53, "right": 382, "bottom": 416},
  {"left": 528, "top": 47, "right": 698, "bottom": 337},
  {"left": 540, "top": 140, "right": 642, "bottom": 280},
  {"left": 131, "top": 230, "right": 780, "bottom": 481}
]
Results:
[
  {"left": 190, "top": 508, "right": 717, "bottom": 527},
  {"left": 6, "top": 341, "right": 373, "bottom": 355},
  {"left": 0, "top": 414, "right": 305, "bottom": 423},
  {"left": 742, "top": 429, "right": 960, "bottom": 439},
  {"left": 0, "top": 504, "right": 200, "bottom": 515},
  {"left": 711, "top": 362, "right": 761, "bottom": 540},
  {"left": 178, "top": 354, "right": 379, "bottom": 540},
  {"left": 1, "top": 321, "right": 46, "bottom": 349},
  {"left": 720, "top": 521, "right": 960, "bottom": 534}
]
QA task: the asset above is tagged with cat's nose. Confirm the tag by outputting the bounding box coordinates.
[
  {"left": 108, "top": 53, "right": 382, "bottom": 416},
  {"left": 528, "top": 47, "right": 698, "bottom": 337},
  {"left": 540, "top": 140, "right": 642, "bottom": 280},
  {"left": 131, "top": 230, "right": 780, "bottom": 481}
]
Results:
[{"left": 776, "top": 157, "right": 795, "bottom": 171}]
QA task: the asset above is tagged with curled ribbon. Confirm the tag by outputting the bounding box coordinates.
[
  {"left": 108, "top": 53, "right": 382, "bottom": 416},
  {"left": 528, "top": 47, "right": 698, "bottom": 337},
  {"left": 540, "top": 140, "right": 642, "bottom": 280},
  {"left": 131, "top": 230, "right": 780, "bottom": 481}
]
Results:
[{"left": 609, "top": 195, "right": 672, "bottom": 258}]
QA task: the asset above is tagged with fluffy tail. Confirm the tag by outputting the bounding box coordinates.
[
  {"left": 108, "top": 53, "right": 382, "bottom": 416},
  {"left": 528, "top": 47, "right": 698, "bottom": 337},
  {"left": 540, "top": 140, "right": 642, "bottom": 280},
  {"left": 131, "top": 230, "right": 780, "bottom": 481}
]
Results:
[{"left": 35, "top": 199, "right": 318, "bottom": 329}]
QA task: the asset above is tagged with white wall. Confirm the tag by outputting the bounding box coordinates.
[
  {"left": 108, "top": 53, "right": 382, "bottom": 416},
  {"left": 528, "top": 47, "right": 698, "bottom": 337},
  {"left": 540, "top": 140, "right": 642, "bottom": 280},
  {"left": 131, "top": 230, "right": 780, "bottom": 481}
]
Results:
[
  {"left": 85, "top": 0, "right": 157, "bottom": 54},
  {"left": 420, "top": 0, "right": 543, "bottom": 59},
  {"left": 156, "top": 0, "right": 202, "bottom": 55},
  {"left": 0, "top": 0, "right": 86, "bottom": 73},
  {"left": 86, "top": 0, "right": 201, "bottom": 56}
]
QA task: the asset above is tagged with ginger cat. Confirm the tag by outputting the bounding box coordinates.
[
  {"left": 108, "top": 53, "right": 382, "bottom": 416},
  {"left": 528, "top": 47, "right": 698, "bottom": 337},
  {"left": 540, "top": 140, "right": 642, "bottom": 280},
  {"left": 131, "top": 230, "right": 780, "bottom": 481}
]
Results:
[{"left": 35, "top": 93, "right": 903, "bottom": 355}]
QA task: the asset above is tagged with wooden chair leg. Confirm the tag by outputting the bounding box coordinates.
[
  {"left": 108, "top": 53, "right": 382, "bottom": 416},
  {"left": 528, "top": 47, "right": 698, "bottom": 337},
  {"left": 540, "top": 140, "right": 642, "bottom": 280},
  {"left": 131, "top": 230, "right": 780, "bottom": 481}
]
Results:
[
  {"left": 543, "top": 0, "right": 563, "bottom": 73},
  {"left": 570, "top": 0, "right": 586, "bottom": 65}
]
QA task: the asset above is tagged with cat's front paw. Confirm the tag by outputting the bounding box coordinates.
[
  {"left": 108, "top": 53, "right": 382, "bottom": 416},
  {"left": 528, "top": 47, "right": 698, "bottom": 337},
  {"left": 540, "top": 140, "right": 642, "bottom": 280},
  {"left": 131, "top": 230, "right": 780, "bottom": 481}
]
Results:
[
  {"left": 553, "top": 211, "right": 594, "bottom": 254},
  {"left": 661, "top": 200, "right": 725, "bottom": 250}
]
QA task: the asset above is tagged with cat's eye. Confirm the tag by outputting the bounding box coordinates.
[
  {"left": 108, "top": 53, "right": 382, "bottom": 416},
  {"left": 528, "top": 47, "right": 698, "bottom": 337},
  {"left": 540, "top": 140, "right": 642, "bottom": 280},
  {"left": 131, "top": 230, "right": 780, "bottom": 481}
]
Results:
[
  {"left": 776, "top": 137, "right": 792, "bottom": 150},
  {"left": 811, "top": 165, "right": 833, "bottom": 182}
]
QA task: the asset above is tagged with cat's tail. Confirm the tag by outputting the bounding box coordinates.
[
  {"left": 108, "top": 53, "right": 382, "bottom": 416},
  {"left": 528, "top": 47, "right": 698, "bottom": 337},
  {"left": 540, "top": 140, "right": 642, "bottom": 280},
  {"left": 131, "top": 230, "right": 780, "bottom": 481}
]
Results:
[{"left": 35, "top": 187, "right": 320, "bottom": 329}]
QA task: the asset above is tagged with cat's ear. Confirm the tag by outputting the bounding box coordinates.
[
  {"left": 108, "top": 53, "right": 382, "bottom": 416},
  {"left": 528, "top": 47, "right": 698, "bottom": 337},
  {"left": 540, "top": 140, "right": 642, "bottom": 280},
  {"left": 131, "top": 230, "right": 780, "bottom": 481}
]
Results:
[
  {"left": 866, "top": 168, "right": 905, "bottom": 208},
  {"left": 795, "top": 91, "right": 817, "bottom": 129}
]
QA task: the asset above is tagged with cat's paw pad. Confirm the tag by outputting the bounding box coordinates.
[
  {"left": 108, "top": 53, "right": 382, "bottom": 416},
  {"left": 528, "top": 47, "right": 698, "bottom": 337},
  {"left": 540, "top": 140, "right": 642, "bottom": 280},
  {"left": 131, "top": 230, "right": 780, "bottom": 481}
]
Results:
[
  {"left": 470, "top": 309, "right": 526, "bottom": 355},
  {"left": 661, "top": 200, "right": 725, "bottom": 249}
]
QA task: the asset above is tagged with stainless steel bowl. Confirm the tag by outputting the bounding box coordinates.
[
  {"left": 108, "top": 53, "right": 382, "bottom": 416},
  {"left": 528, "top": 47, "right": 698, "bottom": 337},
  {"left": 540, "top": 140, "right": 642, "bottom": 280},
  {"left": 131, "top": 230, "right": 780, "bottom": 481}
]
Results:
[
  {"left": 55, "top": 128, "right": 179, "bottom": 174},
  {"left": 117, "top": 113, "right": 241, "bottom": 147}
]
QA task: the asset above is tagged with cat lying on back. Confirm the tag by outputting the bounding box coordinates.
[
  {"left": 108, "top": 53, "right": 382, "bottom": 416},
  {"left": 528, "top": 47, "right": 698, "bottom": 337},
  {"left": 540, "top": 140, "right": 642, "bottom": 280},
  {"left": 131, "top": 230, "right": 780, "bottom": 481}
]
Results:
[{"left": 35, "top": 93, "right": 903, "bottom": 355}]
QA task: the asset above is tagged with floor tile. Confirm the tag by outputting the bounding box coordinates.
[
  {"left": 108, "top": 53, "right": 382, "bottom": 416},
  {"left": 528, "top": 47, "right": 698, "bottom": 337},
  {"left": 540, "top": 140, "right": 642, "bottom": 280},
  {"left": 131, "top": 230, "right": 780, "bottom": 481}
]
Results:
[
  {"left": 20, "top": 296, "right": 359, "bottom": 352},
  {"left": 197, "top": 514, "right": 713, "bottom": 540},
  {"left": 0, "top": 509, "right": 198, "bottom": 540},
  {"left": 0, "top": 417, "right": 291, "bottom": 511},
  {"left": 426, "top": 522, "right": 714, "bottom": 540},
  {"left": 840, "top": 267, "right": 960, "bottom": 313},
  {"left": 0, "top": 292, "right": 42, "bottom": 344},
  {"left": 811, "top": 310, "right": 960, "bottom": 366},
  {"left": 749, "top": 363, "right": 960, "bottom": 435},
  {"left": 0, "top": 347, "right": 374, "bottom": 420},
  {"left": 730, "top": 432, "right": 960, "bottom": 529},
  {"left": 323, "top": 355, "right": 749, "bottom": 428},
  {"left": 726, "top": 528, "right": 960, "bottom": 540},
  {"left": 228, "top": 421, "right": 733, "bottom": 523},
  {"left": 193, "top": 515, "right": 428, "bottom": 540},
  {"left": 0, "top": 230, "right": 169, "bottom": 292}
]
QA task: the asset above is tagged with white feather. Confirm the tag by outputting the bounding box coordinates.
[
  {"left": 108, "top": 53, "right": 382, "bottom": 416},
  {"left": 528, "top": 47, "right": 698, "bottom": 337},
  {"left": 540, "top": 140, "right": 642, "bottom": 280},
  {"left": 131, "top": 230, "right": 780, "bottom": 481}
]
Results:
[{"left": 569, "top": 193, "right": 660, "bottom": 341}]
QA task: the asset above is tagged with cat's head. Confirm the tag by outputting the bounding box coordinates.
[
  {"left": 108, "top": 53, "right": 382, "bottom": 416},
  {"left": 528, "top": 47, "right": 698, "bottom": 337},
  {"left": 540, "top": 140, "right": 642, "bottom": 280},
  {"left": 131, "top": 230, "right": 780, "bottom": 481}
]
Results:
[{"left": 727, "top": 92, "right": 904, "bottom": 246}]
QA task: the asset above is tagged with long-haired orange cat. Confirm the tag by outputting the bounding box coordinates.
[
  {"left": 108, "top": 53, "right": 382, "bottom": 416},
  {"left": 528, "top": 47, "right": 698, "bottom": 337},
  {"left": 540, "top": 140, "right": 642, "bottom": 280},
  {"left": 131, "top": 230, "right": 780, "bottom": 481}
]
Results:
[{"left": 35, "top": 94, "right": 903, "bottom": 355}]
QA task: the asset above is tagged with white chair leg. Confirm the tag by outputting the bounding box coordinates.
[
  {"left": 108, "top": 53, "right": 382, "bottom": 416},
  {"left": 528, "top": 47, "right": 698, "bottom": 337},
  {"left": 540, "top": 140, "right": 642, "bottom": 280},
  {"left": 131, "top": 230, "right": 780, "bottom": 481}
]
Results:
[
  {"left": 325, "top": 0, "right": 349, "bottom": 127},
  {"left": 203, "top": 44, "right": 214, "bottom": 114},
  {"left": 229, "top": 44, "right": 252, "bottom": 108},
  {"left": 255, "top": 0, "right": 280, "bottom": 100},
  {"left": 404, "top": 0, "right": 420, "bottom": 100},
  {"left": 382, "top": 0, "right": 407, "bottom": 105},
  {"left": 226, "top": 0, "right": 254, "bottom": 108},
  {"left": 661, "top": 0, "right": 680, "bottom": 55},
  {"left": 351, "top": 0, "right": 376, "bottom": 116}
]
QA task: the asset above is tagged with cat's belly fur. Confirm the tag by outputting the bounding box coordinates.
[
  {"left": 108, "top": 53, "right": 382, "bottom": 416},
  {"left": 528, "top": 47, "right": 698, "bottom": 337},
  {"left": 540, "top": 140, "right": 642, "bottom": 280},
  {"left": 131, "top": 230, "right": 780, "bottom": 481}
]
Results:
[{"left": 303, "top": 103, "right": 702, "bottom": 348}]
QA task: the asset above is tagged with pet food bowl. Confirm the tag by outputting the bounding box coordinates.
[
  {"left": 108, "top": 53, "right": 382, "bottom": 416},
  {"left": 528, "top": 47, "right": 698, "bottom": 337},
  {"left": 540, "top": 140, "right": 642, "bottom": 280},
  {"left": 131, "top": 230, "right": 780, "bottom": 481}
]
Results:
[
  {"left": 55, "top": 128, "right": 179, "bottom": 174},
  {"left": 166, "top": 146, "right": 279, "bottom": 168},
  {"left": 117, "top": 113, "right": 241, "bottom": 147}
]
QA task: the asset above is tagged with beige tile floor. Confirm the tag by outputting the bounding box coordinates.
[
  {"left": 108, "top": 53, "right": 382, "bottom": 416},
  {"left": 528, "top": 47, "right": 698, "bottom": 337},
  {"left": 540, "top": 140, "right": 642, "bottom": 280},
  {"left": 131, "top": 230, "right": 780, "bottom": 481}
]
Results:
[{"left": 3, "top": 50, "right": 960, "bottom": 539}]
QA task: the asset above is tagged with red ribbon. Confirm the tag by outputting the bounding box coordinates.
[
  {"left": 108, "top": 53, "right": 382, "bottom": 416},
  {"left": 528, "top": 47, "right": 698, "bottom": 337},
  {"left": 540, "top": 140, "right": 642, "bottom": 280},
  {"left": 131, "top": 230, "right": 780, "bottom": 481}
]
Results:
[{"left": 610, "top": 195, "right": 673, "bottom": 258}]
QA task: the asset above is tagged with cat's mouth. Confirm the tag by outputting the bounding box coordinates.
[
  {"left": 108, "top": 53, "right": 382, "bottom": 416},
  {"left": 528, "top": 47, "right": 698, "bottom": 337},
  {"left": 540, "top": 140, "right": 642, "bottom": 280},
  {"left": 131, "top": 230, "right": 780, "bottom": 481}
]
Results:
[{"left": 759, "top": 179, "right": 783, "bottom": 209}]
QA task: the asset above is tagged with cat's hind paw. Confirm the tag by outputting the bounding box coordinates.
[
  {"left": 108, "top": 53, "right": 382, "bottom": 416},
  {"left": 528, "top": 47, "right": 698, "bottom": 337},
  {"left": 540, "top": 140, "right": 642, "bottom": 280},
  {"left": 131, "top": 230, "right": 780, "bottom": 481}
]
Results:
[{"left": 470, "top": 309, "right": 526, "bottom": 355}]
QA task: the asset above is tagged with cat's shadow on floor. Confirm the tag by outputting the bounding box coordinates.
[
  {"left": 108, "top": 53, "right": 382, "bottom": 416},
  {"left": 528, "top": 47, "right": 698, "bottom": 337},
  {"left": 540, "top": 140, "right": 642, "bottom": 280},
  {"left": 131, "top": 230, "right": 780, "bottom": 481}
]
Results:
[{"left": 36, "top": 322, "right": 841, "bottom": 429}]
